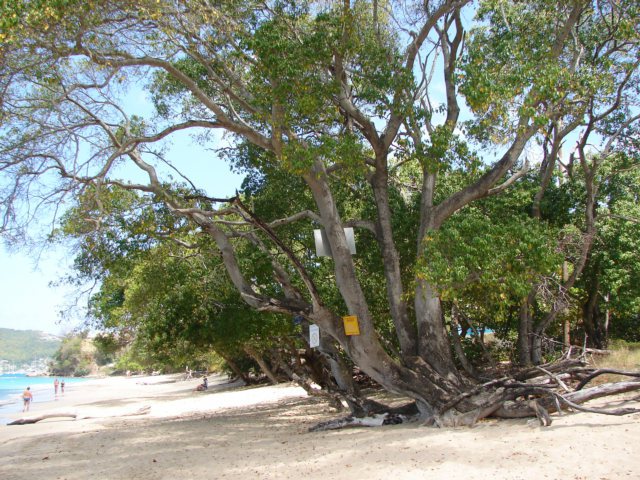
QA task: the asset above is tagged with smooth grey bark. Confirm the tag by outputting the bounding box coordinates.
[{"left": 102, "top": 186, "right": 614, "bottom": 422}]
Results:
[
  {"left": 518, "top": 292, "right": 536, "bottom": 366},
  {"left": 308, "top": 330, "right": 365, "bottom": 414},
  {"left": 219, "top": 353, "right": 251, "bottom": 384},
  {"left": 244, "top": 345, "right": 280, "bottom": 385},
  {"left": 370, "top": 162, "right": 417, "bottom": 358},
  {"left": 583, "top": 276, "right": 606, "bottom": 349},
  {"left": 411, "top": 125, "right": 538, "bottom": 374},
  {"left": 414, "top": 280, "right": 458, "bottom": 379},
  {"left": 450, "top": 304, "right": 477, "bottom": 378},
  {"left": 6, "top": 0, "right": 635, "bottom": 426}
]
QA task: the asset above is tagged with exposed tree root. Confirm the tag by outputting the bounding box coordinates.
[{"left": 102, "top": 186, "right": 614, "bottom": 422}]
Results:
[{"left": 309, "top": 359, "right": 640, "bottom": 431}]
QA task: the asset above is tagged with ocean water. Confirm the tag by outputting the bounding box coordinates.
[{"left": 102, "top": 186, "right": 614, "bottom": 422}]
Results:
[{"left": 0, "top": 374, "right": 87, "bottom": 424}]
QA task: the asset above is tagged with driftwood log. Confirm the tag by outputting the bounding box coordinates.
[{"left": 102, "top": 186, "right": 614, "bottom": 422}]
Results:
[
  {"left": 8, "top": 413, "right": 78, "bottom": 425},
  {"left": 7, "top": 405, "right": 151, "bottom": 426}
]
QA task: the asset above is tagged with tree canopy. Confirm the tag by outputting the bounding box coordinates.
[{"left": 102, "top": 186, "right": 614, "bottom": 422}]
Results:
[{"left": 1, "top": 0, "right": 639, "bottom": 425}]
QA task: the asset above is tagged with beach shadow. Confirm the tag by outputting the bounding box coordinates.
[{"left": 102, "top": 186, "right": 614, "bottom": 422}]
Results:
[
  {"left": 4, "top": 391, "right": 639, "bottom": 480},
  {"left": 77, "top": 390, "right": 192, "bottom": 408},
  {"left": 75, "top": 377, "right": 247, "bottom": 409}
]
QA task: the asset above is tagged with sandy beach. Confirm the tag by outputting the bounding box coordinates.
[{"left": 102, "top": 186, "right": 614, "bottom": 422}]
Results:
[{"left": 1, "top": 373, "right": 639, "bottom": 480}]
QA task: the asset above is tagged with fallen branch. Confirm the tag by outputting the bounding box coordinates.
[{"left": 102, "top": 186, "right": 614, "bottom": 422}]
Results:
[
  {"left": 7, "top": 405, "right": 151, "bottom": 426},
  {"left": 575, "top": 369, "right": 640, "bottom": 391},
  {"left": 529, "top": 399, "right": 553, "bottom": 426},
  {"left": 553, "top": 391, "right": 640, "bottom": 417},
  {"left": 535, "top": 366, "right": 571, "bottom": 392},
  {"left": 8, "top": 413, "right": 77, "bottom": 425},
  {"left": 309, "top": 412, "right": 416, "bottom": 432},
  {"left": 493, "top": 380, "right": 640, "bottom": 420},
  {"left": 563, "top": 380, "right": 640, "bottom": 405},
  {"left": 307, "top": 359, "right": 640, "bottom": 431}
]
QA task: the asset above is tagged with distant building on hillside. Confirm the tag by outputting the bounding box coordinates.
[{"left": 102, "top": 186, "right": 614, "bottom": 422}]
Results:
[
  {"left": 0, "top": 359, "right": 17, "bottom": 374},
  {"left": 0, "top": 357, "right": 51, "bottom": 375}
]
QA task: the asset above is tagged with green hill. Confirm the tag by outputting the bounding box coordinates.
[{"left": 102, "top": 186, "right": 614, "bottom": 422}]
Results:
[{"left": 0, "top": 328, "right": 61, "bottom": 363}]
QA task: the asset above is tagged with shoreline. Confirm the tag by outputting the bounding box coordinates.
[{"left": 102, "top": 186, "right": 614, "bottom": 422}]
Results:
[
  {"left": 1, "top": 374, "right": 639, "bottom": 479},
  {"left": 0, "top": 376, "right": 90, "bottom": 423},
  {"left": 1, "top": 373, "right": 308, "bottom": 437}
]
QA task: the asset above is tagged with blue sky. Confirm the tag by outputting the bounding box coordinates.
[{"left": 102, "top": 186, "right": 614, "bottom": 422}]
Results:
[
  {"left": 0, "top": 14, "right": 485, "bottom": 336},
  {"left": 0, "top": 131, "right": 245, "bottom": 336},
  {"left": 0, "top": 75, "right": 249, "bottom": 335},
  {"left": 0, "top": 246, "right": 76, "bottom": 335}
]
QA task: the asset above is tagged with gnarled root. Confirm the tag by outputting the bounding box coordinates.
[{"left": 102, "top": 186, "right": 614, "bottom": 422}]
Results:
[{"left": 308, "top": 361, "right": 640, "bottom": 431}]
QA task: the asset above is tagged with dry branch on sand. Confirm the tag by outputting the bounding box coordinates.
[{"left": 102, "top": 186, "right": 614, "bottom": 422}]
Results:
[
  {"left": 7, "top": 406, "right": 151, "bottom": 425},
  {"left": 310, "top": 358, "right": 640, "bottom": 431}
]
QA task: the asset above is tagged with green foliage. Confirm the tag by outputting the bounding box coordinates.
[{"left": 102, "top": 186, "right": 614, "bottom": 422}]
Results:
[
  {"left": 461, "top": 0, "right": 639, "bottom": 142},
  {"left": 2, "top": 0, "right": 639, "bottom": 386},
  {"left": 418, "top": 171, "right": 565, "bottom": 335},
  {"left": 421, "top": 207, "right": 561, "bottom": 304},
  {"left": 49, "top": 332, "right": 96, "bottom": 377},
  {"left": 113, "top": 348, "right": 145, "bottom": 375},
  {"left": 69, "top": 201, "right": 298, "bottom": 371},
  {"left": 579, "top": 153, "right": 640, "bottom": 340},
  {"left": 0, "top": 328, "right": 61, "bottom": 364},
  {"left": 91, "top": 333, "right": 122, "bottom": 365},
  {"left": 0, "top": 0, "right": 92, "bottom": 43}
]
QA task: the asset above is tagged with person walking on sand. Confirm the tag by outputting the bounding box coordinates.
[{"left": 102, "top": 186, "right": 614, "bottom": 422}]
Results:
[
  {"left": 60, "top": 379, "right": 65, "bottom": 395},
  {"left": 22, "top": 387, "right": 33, "bottom": 412},
  {"left": 54, "top": 378, "right": 59, "bottom": 397}
]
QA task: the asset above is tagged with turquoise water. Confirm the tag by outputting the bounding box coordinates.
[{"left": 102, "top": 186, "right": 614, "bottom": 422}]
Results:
[{"left": 0, "top": 374, "right": 87, "bottom": 424}]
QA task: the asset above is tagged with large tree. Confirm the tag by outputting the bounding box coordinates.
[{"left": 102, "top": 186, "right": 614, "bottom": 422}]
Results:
[{"left": 2, "top": 0, "right": 639, "bottom": 425}]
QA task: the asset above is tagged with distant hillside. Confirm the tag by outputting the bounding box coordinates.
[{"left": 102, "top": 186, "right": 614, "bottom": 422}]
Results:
[{"left": 0, "top": 328, "right": 61, "bottom": 363}]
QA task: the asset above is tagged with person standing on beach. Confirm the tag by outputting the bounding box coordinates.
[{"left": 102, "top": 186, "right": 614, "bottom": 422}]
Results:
[
  {"left": 22, "top": 387, "right": 33, "bottom": 412},
  {"left": 54, "top": 378, "right": 59, "bottom": 397},
  {"left": 60, "top": 379, "right": 65, "bottom": 395}
]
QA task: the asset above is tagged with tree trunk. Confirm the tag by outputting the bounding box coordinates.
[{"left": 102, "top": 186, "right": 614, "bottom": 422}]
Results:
[
  {"left": 415, "top": 279, "right": 459, "bottom": 380},
  {"left": 219, "top": 353, "right": 251, "bottom": 384},
  {"left": 603, "top": 293, "right": 610, "bottom": 345},
  {"left": 450, "top": 304, "right": 477, "bottom": 377},
  {"left": 531, "top": 335, "right": 543, "bottom": 365},
  {"left": 301, "top": 161, "right": 465, "bottom": 409},
  {"left": 563, "top": 318, "right": 571, "bottom": 350},
  {"left": 244, "top": 346, "right": 280, "bottom": 385},
  {"left": 518, "top": 298, "right": 532, "bottom": 366},
  {"left": 316, "top": 334, "right": 362, "bottom": 400},
  {"left": 370, "top": 165, "right": 417, "bottom": 358},
  {"left": 562, "top": 261, "right": 571, "bottom": 349},
  {"left": 583, "top": 276, "right": 606, "bottom": 349}
]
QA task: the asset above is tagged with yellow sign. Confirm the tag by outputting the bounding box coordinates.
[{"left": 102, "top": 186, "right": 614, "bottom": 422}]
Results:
[{"left": 343, "top": 315, "right": 360, "bottom": 336}]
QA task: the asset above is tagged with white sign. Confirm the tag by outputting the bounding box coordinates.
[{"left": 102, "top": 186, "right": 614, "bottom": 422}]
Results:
[
  {"left": 309, "top": 324, "right": 320, "bottom": 348},
  {"left": 313, "top": 228, "right": 356, "bottom": 257}
]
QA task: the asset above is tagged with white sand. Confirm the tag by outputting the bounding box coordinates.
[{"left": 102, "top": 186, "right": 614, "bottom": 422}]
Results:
[{"left": 1, "top": 374, "right": 639, "bottom": 480}]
